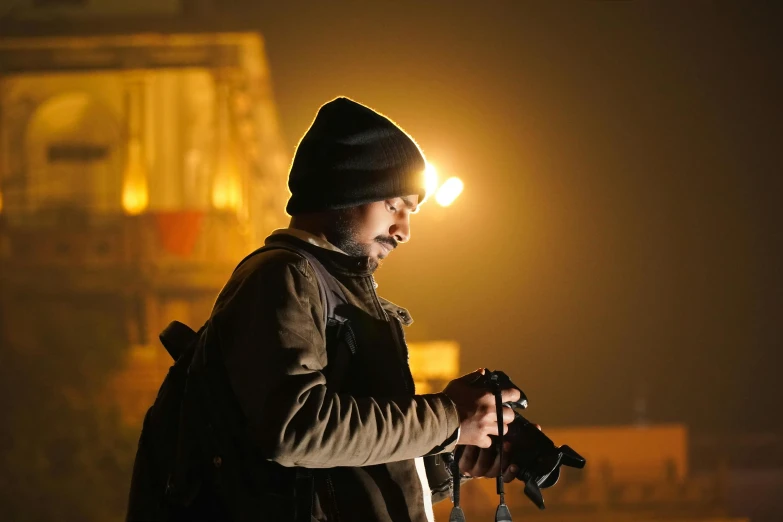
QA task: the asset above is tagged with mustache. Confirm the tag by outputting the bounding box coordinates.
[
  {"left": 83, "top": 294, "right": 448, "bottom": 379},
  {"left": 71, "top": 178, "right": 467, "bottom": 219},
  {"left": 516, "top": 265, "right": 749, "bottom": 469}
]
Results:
[{"left": 375, "top": 236, "right": 398, "bottom": 250}]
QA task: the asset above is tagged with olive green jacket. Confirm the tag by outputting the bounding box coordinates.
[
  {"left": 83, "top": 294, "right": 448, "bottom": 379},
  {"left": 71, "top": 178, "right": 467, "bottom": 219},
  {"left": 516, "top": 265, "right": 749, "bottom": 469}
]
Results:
[{"left": 209, "top": 231, "right": 460, "bottom": 521}]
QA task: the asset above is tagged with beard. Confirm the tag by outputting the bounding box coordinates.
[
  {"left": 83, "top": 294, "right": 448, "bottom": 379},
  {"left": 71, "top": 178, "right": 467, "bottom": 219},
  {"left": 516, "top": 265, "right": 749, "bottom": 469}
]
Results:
[
  {"left": 327, "top": 209, "right": 395, "bottom": 273},
  {"left": 328, "top": 209, "right": 367, "bottom": 257}
]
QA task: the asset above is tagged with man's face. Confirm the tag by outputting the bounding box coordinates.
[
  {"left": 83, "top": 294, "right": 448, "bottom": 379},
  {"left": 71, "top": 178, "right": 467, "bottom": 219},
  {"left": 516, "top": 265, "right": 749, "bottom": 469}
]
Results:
[{"left": 328, "top": 194, "right": 419, "bottom": 272}]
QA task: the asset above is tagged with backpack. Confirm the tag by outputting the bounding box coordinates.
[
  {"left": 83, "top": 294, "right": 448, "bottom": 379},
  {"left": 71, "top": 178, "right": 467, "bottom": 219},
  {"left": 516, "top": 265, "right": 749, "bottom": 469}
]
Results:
[{"left": 126, "top": 244, "right": 350, "bottom": 522}]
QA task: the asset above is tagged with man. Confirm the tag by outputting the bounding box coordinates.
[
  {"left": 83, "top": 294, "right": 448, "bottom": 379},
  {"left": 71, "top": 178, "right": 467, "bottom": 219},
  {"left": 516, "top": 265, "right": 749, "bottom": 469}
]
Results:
[{"left": 210, "top": 97, "right": 520, "bottom": 521}]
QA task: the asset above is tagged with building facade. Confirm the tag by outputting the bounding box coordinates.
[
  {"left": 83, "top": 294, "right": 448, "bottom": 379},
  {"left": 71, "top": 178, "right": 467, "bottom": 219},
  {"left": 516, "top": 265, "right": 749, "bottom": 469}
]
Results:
[{"left": 0, "top": 5, "right": 290, "bottom": 424}]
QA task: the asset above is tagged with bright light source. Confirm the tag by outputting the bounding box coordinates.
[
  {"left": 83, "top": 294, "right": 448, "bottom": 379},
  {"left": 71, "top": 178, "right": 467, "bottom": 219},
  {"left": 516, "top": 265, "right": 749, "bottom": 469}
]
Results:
[
  {"left": 212, "top": 148, "right": 243, "bottom": 211},
  {"left": 211, "top": 174, "right": 242, "bottom": 211},
  {"left": 435, "top": 177, "right": 464, "bottom": 207},
  {"left": 122, "top": 183, "right": 148, "bottom": 215},
  {"left": 424, "top": 162, "right": 439, "bottom": 199},
  {"left": 122, "top": 140, "right": 149, "bottom": 215}
]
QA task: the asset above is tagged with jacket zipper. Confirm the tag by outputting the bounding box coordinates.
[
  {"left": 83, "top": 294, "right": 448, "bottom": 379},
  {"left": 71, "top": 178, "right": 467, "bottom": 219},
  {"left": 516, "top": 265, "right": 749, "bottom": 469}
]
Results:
[{"left": 367, "top": 275, "right": 386, "bottom": 318}]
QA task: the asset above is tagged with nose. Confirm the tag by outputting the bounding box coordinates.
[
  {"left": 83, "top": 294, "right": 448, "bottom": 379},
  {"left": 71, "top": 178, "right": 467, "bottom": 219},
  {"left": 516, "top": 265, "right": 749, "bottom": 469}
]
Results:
[{"left": 390, "top": 215, "right": 411, "bottom": 244}]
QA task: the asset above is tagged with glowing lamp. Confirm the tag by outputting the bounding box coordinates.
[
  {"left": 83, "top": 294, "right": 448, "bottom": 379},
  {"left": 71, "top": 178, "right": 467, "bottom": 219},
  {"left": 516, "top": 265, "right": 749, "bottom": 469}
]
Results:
[
  {"left": 424, "top": 162, "right": 439, "bottom": 199},
  {"left": 211, "top": 172, "right": 242, "bottom": 211},
  {"left": 434, "top": 177, "right": 464, "bottom": 207},
  {"left": 122, "top": 183, "right": 148, "bottom": 215},
  {"left": 122, "top": 140, "right": 149, "bottom": 215},
  {"left": 212, "top": 146, "right": 243, "bottom": 211}
]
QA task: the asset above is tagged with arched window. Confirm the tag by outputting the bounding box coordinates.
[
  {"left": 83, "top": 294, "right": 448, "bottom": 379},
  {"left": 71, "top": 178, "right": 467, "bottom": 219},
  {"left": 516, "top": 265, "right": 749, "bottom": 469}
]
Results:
[{"left": 24, "top": 92, "right": 122, "bottom": 214}]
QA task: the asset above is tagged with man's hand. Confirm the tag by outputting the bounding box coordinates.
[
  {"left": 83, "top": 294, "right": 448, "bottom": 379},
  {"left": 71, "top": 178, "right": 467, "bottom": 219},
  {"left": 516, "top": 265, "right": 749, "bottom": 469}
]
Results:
[
  {"left": 459, "top": 442, "right": 517, "bottom": 483},
  {"left": 442, "top": 369, "right": 520, "bottom": 448}
]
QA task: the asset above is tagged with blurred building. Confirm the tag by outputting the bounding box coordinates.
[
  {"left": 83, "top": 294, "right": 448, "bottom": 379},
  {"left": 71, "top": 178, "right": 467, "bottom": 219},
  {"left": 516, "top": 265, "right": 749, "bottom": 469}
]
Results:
[
  {"left": 0, "top": 1, "right": 289, "bottom": 424},
  {"left": 408, "top": 340, "right": 460, "bottom": 394}
]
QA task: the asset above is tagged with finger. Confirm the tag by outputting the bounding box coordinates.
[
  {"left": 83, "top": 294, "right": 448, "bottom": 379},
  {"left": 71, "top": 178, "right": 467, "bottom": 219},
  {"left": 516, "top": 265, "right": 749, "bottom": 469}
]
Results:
[
  {"left": 486, "top": 423, "right": 501, "bottom": 437},
  {"left": 473, "top": 446, "right": 498, "bottom": 477},
  {"left": 502, "top": 406, "right": 515, "bottom": 424},
  {"left": 484, "top": 423, "right": 505, "bottom": 437},
  {"left": 459, "top": 445, "right": 479, "bottom": 475},
  {"left": 502, "top": 463, "right": 518, "bottom": 483},
  {"left": 500, "top": 387, "right": 522, "bottom": 404},
  {"left": 535, "top": 424, "right": 542, "bottom": 431},
  {"left": 479, "top": 390, "right": 497, "bottom": 408},
  {"left": 478, "top": 436, "right": 493, "bottom": 449},
  {"left": 479, "top": 450, "right": 502, "bottom": 478},
  {"left": 483, "top": 440, "right": 512, "bottom": 478},
  {"left": 499, "top": 441, "right": 515, "bottom": 481}
]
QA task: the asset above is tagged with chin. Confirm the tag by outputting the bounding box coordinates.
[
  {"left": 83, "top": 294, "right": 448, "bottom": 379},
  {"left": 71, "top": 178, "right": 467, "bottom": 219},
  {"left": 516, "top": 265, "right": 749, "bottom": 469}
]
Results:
[{"left": 368, "top": 259, "right": 380, "bottom": 273}]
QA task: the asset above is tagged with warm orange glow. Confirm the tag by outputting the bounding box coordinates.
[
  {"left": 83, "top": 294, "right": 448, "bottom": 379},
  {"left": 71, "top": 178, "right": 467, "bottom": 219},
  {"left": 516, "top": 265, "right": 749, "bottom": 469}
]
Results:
[
  {"left": 122, "top": 183, "right": 148, "bottom": 215},
  {"left": 212, "top": 147, "right": 243, "bottom": 211},
  {"left": 122, "top": 140, "right": 148, "bottom": 215},
  {"left": 542, "top": 424, "right": 689, "bottom": 482},
  {"left": 212, "top": 77, "right": 244, "bottom": 213},
  {"left": 0, "top": 189, "right": 3, "bottom": 214},
  {"left": 407, "top": 340, "right": 460, "bottom": 380},
  {"left": 407, "top": 340, "right": 460, "bottom": 394},
  {"left": 434, "top": 176, "right": 464, "bottom": 207},
  {"left": 211, "top": 173, "right": 242, "bottom": 211},
  {"left": 424, "top": 162, "right": 439, "bottom": 199}
]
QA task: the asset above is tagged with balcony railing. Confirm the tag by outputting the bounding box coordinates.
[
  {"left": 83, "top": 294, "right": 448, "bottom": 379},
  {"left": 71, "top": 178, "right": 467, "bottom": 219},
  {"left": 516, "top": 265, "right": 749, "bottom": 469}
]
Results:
[{"left": 0, "top": 207, "right": 256, "bottom": 292}]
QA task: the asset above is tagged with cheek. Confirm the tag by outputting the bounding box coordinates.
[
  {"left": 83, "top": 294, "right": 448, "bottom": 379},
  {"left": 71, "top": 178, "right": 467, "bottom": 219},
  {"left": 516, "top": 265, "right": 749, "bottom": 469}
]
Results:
[
  {"left": 351, "top": 224, "right": 376, "bottom": 245},
  {"left": 357, "top": 208, "right": 392, "bottom": 241}
]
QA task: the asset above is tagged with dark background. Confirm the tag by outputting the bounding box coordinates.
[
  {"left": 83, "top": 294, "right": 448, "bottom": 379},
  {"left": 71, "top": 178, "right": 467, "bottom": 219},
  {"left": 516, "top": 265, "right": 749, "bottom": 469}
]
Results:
[{"left": 247, "top": 0, "right": 782, "bottom": 434}]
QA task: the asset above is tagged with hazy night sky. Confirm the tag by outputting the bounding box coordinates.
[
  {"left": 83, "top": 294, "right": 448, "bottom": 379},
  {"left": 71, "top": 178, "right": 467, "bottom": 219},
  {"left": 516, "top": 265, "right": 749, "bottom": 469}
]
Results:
[{"left": 240, "top": 1, "right": 782, "bottom": 433}]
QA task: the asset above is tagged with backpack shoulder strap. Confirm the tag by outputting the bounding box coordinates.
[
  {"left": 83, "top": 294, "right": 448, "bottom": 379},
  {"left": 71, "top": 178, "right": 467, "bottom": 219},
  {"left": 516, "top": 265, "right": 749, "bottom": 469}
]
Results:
[
  {"left": 288, "top": 246, "right": 348, "bottom": 323},
  {"left": 234, "top": 243, "right": 348, "bottom": 325},
  {"left": 225, "top": 243, "right": 347, "bottom": 522}
]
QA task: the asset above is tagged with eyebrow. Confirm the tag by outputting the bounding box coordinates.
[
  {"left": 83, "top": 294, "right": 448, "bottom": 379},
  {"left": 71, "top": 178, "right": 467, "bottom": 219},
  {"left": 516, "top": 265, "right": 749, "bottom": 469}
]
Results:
[{"left": 400, "top": 196, "right": 417, "bottom": 210}]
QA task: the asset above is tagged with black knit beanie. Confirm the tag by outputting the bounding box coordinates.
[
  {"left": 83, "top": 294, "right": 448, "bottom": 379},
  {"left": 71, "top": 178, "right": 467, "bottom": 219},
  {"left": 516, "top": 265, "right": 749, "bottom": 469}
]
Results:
[{"left": 286, "top": 97, "right": 427, "bottom": 216}]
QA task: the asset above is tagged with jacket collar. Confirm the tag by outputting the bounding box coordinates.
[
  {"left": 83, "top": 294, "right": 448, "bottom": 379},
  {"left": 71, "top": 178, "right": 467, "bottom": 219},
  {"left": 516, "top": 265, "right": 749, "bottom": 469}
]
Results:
[
  {"left": 377, "top": 296, "right": 414, "bottom": 326},
  {"left": 265, "top": 229, "right": 376, "bottom": 277},
  {"left": 264, "top": 229, "right": 414, "bottom": 325},
  {"left": 268, "top": 227, "right": 347, "bottom": 255}
]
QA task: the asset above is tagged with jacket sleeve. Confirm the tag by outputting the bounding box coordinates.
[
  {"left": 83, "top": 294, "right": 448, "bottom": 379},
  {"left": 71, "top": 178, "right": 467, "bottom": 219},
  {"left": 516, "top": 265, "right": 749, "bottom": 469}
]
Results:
[{"left": 211, "top": 249, "right": 460, "bottom": 468}]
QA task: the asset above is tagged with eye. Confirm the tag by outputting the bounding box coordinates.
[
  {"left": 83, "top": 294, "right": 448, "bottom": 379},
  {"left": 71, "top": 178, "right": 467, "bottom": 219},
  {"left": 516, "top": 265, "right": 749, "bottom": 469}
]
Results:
[{"left": 387, "top": 201, "right": 397, "bottom": 213}]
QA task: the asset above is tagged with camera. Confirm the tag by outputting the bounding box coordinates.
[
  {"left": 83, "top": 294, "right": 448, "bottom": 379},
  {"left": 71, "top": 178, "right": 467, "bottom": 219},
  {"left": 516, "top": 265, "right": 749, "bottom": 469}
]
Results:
[{"left": 473, "top": 370, "right": 586, "bottom": 510}]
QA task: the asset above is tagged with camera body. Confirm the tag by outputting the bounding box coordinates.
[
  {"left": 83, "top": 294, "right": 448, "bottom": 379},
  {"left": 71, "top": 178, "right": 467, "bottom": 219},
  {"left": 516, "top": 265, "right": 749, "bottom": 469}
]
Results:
[{"left": 473, "top": 370, "right": 586, "bottom": 509}]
